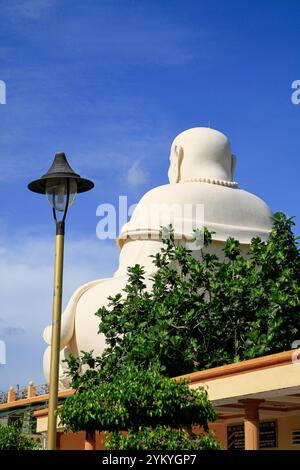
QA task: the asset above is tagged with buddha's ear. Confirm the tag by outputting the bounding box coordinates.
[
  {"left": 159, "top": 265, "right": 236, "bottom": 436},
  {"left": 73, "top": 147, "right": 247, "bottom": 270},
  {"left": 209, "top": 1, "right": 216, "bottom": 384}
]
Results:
[
  {"left": 168, "top": 143, "right": 184, "bottom": 183},
  {"left": 231, "top": 154, "right": 237, "bottom": 180},
  {"left": 173, "top": 144, "right": 184, "bottom": 183}
]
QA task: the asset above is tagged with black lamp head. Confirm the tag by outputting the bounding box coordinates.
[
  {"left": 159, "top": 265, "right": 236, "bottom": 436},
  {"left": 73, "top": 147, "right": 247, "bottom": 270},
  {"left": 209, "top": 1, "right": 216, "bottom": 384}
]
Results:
[{"left": 28, "top": 152, "right": 94, "bottom": 194}]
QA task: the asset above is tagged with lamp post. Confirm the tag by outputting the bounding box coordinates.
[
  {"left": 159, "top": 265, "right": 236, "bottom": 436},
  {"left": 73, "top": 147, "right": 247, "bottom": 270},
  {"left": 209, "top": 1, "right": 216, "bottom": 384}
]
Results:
[{"left": 28, "top": 153, "right": 94, "bottom": 450}]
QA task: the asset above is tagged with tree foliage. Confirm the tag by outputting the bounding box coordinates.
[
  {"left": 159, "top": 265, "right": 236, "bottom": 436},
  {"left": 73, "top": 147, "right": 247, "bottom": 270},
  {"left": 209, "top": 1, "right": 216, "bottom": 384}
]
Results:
[
  {"left": 60, "top": 366, "right": 218, "bottom": 450},
  {"left": 74, "top": 212, "right": 299, "bottom": 378},
  {"left": 0, "top": 422, "right": 35, "bottom": 450},
  {"left": 107, "top": 425, "right": 220, "bottom": 451},
  {"left": 61, "top": 212, "right": 299, "bottom": 449}
]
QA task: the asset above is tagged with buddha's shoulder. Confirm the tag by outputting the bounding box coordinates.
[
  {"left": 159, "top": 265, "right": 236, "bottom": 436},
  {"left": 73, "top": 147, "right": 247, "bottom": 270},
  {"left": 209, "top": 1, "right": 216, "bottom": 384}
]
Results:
[
  {"left": 132, "top": 183, "right": 272, "bottom": 243},
  {"left": 138, "top": 183, "right": 271, "bottom": 213}
]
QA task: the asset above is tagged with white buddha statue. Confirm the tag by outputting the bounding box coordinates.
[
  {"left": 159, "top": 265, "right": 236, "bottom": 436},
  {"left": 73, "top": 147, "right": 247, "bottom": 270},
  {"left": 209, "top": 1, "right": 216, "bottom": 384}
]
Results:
[{"left": 43, "top": 127, "right": 272, "bottom": 388}]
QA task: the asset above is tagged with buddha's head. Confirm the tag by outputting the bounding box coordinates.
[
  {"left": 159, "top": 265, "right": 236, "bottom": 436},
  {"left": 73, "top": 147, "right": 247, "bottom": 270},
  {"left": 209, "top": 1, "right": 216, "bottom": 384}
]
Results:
[{"left": 168, "top": 127, "right": 237, "bottom": 185}]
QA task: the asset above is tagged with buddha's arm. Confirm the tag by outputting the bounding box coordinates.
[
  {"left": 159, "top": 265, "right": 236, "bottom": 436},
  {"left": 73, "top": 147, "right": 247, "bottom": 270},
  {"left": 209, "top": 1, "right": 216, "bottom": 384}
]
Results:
[{"left": 43, "top": 278, "right": 110, "bottom": 349}]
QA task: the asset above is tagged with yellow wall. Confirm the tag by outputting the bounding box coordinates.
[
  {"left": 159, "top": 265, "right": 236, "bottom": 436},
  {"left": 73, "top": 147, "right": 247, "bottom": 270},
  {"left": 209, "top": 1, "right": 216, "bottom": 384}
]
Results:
[
  {"left": 36, "top": 416, "right": 48, "bottom": 434},
  {"left": 209, "top": 423, "right": 227, "bottom": 449},
  {"left": 58, "top": 431, "right": 106, "bottom": 450},
  {"left": 277, "top": 415, "right": 300, "bottom": 450},
  {"left": 213, "top": 415, "right": 300, "bottom": 450},
  {"left": 37, "top": 413, "right": 300, "bottom": 450},
  {"left": 59, "top": 431, "right": 85, "bottom": 450}
]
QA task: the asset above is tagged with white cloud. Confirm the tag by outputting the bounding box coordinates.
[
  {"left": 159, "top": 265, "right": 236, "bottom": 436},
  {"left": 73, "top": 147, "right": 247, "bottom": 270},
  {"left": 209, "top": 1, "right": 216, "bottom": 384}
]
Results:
[
  {"left": 126, "top": 161, "right": 149, "bottom": 187},
  {"left": 0, "top": 231, "right": 119, "bottom": 388}
]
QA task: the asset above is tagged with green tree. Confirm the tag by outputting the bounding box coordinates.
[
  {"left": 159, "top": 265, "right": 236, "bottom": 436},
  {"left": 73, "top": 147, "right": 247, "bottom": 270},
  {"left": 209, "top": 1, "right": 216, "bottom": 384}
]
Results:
[
  {"left": 94, "top": 212, "right": 300, "bottom": 374},
  {"left": 107, "top": 425, "right": 219, "bottom": 450},
  {"left": 60, "top": 365, "right": 218, "bottom": 450},
  {"left": 61, "top": 212, "right": 299, "bottom": 449},
  {"left": 0, "top": 422, "right": 35, "bottom": 450}
]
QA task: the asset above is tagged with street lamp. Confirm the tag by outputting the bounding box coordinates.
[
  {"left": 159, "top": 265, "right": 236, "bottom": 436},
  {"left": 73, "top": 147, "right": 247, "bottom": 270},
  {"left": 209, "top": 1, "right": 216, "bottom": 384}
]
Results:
[{"left": 28, "top": 153, "right": 94, "bottom": 450}]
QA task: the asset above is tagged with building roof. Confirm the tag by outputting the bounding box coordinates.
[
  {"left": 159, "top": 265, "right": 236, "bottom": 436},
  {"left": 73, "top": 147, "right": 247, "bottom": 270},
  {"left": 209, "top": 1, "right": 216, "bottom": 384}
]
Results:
[{"left": 2, "top": 349, "right": 300, "bottom": 429}]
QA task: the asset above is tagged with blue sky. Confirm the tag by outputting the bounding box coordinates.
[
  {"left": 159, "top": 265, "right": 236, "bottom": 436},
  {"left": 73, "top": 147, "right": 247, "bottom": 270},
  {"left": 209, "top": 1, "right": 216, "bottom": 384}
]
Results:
[{"left": 0, "top": 0, "right": 299, "bottom": 389}]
